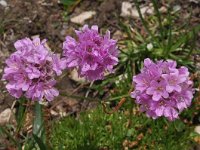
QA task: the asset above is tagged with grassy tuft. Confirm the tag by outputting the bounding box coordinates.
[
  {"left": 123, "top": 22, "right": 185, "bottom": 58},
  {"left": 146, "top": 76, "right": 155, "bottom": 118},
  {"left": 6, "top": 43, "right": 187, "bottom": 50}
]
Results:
[{"left": 50, "top": 106, "right": 198, "bottom": 150}]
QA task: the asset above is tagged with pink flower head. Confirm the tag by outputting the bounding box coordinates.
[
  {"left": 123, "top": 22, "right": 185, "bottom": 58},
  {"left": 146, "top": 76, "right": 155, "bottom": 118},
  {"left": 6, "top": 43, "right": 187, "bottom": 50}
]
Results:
[
  {"left": 2, "top": 37, "right": 66, "bottom": 101},
  {"left": 63, "top": 25, "right": 119, "bottom": 81},
  {"left": 146, "top": 80, "right": 169, "bottom": 101},
  {"left": 131, "top": 58, "right": 194, "bottom": 121}
]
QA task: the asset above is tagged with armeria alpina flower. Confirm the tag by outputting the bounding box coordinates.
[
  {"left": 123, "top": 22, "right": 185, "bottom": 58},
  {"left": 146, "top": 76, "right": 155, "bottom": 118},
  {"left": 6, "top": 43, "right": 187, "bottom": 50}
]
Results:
[
  {"left": 2, "top": 37, "right": 66, "bottom": 101},
  {"left": 63, "top": 25, "right": 119, "bottom": 81},
  {"left": 131, "top": 58, "right": 194, "bottom": 121}
]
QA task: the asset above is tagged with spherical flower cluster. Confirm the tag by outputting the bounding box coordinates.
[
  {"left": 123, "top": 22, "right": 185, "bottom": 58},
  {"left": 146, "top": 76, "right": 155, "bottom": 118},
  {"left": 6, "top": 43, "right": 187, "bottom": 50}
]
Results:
[
  {"left": 63, "top": 25, "right": 119, "bottom": 81},
  {"left": 2, "top": 37, "right": 66, "bottom": 101},
  {"left": 131, "top": 58, "right": 194, "bottom": 121}
]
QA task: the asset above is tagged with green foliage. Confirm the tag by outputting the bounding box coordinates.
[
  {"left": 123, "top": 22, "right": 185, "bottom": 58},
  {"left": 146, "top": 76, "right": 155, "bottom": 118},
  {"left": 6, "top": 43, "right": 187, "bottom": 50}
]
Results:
[
  {"left": 16, "top": 98, "right": 27, "bottom": 132},
  {"left": 0, "top": 99, "right": 47, "bottom": 150},
  {"left": 119, "top": 0, "right": 200, "bottom": 73},
  {"left": 50, "top": 107, "right": 128, "bottom": 150},
  {"left": 23, "top": 102, "right": 47, "bottom": 150},
  {"left": 50, "top": 107, "right": 198, "bottom": 150},
  {"left": 61, "top": 0, "right": 76, "bottom": 6}
]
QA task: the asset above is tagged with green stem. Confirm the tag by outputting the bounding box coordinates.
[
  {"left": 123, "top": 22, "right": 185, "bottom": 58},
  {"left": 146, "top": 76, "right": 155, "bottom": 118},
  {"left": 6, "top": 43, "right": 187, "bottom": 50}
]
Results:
[{"left": 108, "top": 94, "right": 130, "bottom": 101}]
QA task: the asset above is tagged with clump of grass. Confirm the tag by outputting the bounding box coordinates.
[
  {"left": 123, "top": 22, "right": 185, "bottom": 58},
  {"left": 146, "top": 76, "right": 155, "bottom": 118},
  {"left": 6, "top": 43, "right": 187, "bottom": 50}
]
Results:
[
  {"left": 50, "top": 107, "right": 128, "bottom": 150},
  {"left": 50, "top": 106, "right": 198, "bottom": 150}
]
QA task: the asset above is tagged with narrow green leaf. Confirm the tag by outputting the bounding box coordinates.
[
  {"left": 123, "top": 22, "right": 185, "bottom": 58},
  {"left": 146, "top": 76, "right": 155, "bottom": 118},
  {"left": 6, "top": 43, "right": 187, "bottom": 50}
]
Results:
[
  {"left": 16, "top": 97, "right": 27, "bottom": 132},
  {"left": 33, "top": 134, "right": 48, "bottom": 150},
  {"left": 33, "top": 102, "right": 46, "bottom": 144}
]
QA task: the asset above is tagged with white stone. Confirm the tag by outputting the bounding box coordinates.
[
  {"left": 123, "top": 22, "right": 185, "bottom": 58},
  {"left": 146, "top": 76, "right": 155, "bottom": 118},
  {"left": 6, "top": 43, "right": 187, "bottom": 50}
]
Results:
[
  {"left": 120, "top": 2, "right": 133, "bottom": 17},
  {"left": 0, "top": 0, "right": 7, "bottom": 7},
  {"left": 121, "top": 2, "right": 153, "bottom": 18},
  {"left": 189, "top": 0, "right": 199, "bottom": 4},
  {"left": 173, "top": 5, "right": 181, "bottom": 13},
  {"left": 50, "top": 110, "right": 59, "bottom": 116},
  {"left": 159, "top": 6, "right": 167, "bottom": 13},
  {"left": 70, "top": 11, "right": 96, "bottom": 25},
  {"left": 147, "top": 43, "right": 153, "bottom": 50},
  {"left": 195, "top": 126, "right": 200, "bottom": 134},
  {"left": 0, "top": 108, "right": 12, "bottom": 125},
  {"left": 69, "top": 69, "right": 86, "bottom": 83}
]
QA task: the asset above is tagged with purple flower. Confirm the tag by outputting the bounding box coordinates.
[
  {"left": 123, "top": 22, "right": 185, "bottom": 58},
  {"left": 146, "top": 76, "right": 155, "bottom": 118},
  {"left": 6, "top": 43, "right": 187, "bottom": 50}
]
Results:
[
  {"left": 63, "top": 25, "right": 119, "bottom": 81},
  {"left": 133, "top": 73, "right": 151, "bottom": 92},
  {"left": 131, "top": 58, "right": 194, "bottom": 121},
  {"left": 2, "top": 37, "right": 65, "bottom": 101},
  {"left": 162, "top": 69, "right": 186, "bottom": 93},
  {"left": 52, "top": 54, "right": 66, "bottom": 76},
  {"left": 146, "top": 80, "right": 169, "bottom": 101}
]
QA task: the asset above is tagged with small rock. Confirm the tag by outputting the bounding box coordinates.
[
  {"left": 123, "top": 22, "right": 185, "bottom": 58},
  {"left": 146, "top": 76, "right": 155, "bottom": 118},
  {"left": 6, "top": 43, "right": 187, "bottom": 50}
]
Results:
[
  {"left": 120, "top": 2, "right": 133, "bottom": 17},
  {"left": 144, "top": 6, "right": 154, "bottom": 15},
  {"left": 0, "top": 0, "right": 7, "bottom": 7},
  {"left": 159, "top": 6, "right": 167, "bottom": 13},
  {"left": 70, "top": 11, "right": 96, "bottom": 25},
  {"left": 121, "top": 2, "right": 153, "bottom": 18},
  {"left": 0, "top": 108, "right": 15, "bottom": 125},
  {"left": 189, "top": 0, "right": 199, "bottom": 4},
  {"left": 59, "top": 111, "right": 67, "bottom": 117},
  {"left": 39, "top": 100, "right": 49, "bottom": 106},
  {"left": 56, "top": 104, "right": 68, "bottom": 117},
  {"left": 173, "top": 5, "right": 181, "bottom": 13},
  {"left": 195, "top": 126, "right": 200, "bottom": 135},
  {"left": 69, "top": 69, "right": 86, "bottom": 83},
  {"left": 113, "top": 30, "right": 125, "bottom": 40},
  {"left": 132, "top": 6, "right": 153, "bottom": 18},
  {"left": 50, "top": 110, "right": 59, "bottom": 116}
]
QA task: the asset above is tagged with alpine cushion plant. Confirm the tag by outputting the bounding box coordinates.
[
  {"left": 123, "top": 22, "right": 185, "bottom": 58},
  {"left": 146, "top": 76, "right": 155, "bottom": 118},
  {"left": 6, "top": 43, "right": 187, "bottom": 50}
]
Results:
[
  {"left": 131, "top": 58, "right": 194, "bottom": 121},
  {"left": 63, "top": 25, "right": 119, "bottom": 81},
  {"left": 2, "top": 37, "right": 66, "bottom": 101}
]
